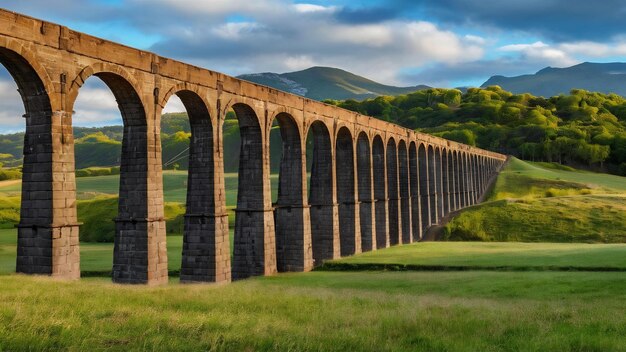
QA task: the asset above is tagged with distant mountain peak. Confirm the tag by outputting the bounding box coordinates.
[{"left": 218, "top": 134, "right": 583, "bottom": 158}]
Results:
[
  {"left": 238, "top": 66, "right": 429, "bottom": 101},
  {"left": 482, "top": 62, "right": 626, "bottom": 97}
]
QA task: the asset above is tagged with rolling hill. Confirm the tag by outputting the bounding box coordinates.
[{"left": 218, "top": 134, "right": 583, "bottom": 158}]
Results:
[
  {"left": 238, "top": 66, "right": 429, "bottom": 101},
  {"left": 482, "top": 62, "right": 626, "bottom": 97}
]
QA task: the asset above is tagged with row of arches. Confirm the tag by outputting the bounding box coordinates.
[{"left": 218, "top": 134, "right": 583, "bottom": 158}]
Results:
[{"left": 1, "top": 42, "right": 504, "bottom": 284}]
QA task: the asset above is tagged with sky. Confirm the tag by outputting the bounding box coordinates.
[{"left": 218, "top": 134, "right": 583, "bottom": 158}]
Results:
[{"left": 1, "top": 0, "right": 626, "bottom": 131}]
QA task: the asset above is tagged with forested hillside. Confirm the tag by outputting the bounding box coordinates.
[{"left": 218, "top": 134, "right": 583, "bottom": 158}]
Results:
[{"left": 326, "top": 87, "right": 626, "bottom": 175}]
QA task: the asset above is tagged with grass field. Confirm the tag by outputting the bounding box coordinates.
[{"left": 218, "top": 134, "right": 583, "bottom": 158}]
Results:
[
  {"left": 1, "top": 271, "right": 626, "bottom": 351},
  {"left": 444, "top": 158, "right": 626, "bottom": 242},
  {"left": 327, "top": 241, "right": 626, "bottom": 270},
  {"left": 0, "top": 171, "right": 280, "bottom": 205}
]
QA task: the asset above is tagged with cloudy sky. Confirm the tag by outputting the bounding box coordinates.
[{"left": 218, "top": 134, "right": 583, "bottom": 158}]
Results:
[{"left": 1, "top": 0, "right": 626, "bottom": 131}]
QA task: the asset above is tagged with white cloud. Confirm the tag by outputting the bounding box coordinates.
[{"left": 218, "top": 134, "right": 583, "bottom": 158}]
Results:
[
  {"left": 72, "top": 79, "right": 122, "bottom": 126},
  {"left": 500, "top": 41, "right": 577, "bottom": 66},
  {"left": 0, "top": 78, "right": 25, "bottom": 133},
  {"left": 559, "top": 41, "right": 626, "bottom": 57},
  {"left": 284, "top": 55, "right": 316, "bottom": 71},
  {"left": 134, "top": 0, "right": 279, "bottom": 17},
  {"left": 163, "top": 95, "right": 185, "bottom": 113},
  {"left": 212, "top": 22, "right": 262, "bottom": 40},
  {"left": 293, "top": 4, "right": 335, "bottom": 14},
  {"left": 324, "top": 24, "right": 393, "bottom": 47}
]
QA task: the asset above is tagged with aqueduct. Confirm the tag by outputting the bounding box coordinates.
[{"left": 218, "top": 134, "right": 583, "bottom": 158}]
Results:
[{"left": 0, "top": 9, "right": 506, "bottom": 284}]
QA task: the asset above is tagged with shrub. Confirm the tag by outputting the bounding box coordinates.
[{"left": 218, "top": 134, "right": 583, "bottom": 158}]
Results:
[{"left": 0, "top": 168, "right": 21, "bottom": 181}]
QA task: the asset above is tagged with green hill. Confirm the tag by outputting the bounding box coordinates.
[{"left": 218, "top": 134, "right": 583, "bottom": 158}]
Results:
[
  {"left": 238, "top": 66, "right": 429, "bottom": 101},
  {"left": 482, "top": 62, "right": 626, "bottom": 97},
  {"left": 443, "top": 157, "right": 626, "bottom": 243}
]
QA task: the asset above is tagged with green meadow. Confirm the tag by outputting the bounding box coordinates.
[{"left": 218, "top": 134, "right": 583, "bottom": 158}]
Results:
[
  {"left": 1, "top": 272, "right": 626, "bottom": 351},
  {"left": 1, "top": 159, "right": 626, "bottom": 350}
]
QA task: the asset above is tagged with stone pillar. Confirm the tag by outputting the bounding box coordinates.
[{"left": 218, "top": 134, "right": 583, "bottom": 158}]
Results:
[
  {"left": 274, "top": 114, "right": 312, "bottom": 273},
  {"left": 336, "top": 128, "right": 360, "bottom": 257},
  {"left": 357, "top": 134, "right": 375, "bottom": 252},
  {"left": 17, "top": 108, "right": 80, "bottom": 279},
  {"left": 372, "top": 137, "right": 388, "bottom": 249},
  {"left": 113, "top": 105, "right": 168, "bottom": 285},
  {"left": 386, "top": 140, "right": 400, "bottom": 245},
  {"left": 418, "top": 144, "right": 430, "bottom": 233},
  {"left": 436, "top": 149, "right": 444, "bottom": 222},
  {"left": 450, "top": 151, "right": 458, "bottom": 211},
  {"left": 230, "top": 103, "right": 276, "bottom": 280},
  {"left": 398, "top": 142, "right": 411, "bottom": 244},
  {"left": 409, "top": 143, "right": 421, "bottom": 241},
  {"left": 442, "top": 150, "right": 450, "bottom": 216},
  {"left": 428, "top": 146, "right": 438, "bottom": 225},
  {"left": 459, "top": 153, "right": 469, "bottom": 208},
  {"left": 309, "top": 122, "right": 339, "bottom": 265},
  {"left": 181, "top": 109, "right": 231, "bottom": 283}
]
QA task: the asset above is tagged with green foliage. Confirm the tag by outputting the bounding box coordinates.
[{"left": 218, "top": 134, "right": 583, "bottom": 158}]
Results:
[
  {"left": 333, "top": 87, "right": 626, "bottom": 173},
  {"left": 75, "top": 166, "right": 120, "bottom": 178},
  {"left": 0, "top": 168, "right": 21, "bottom": 181},
  {"left": 74, "top": 132, "right": 122, "bottom": 168}
]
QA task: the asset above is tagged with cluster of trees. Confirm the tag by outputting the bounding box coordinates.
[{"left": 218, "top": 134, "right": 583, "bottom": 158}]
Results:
[{"left": 325, "top": 87, "right": 626, "bottom": 174}]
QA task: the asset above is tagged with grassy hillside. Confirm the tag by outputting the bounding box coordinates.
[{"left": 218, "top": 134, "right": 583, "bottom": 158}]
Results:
[{"left": 444, "top": 158, "right": 626, "bottom": 242}]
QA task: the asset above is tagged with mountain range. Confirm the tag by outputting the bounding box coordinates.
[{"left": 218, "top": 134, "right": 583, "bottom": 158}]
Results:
[
  {"left": 482, "top": 62, "right": 626, "bottom": 97},
  {"left": 239, "top": 62, "right": 626, "bottom": 101},
  {"left": 238, "top": 66, "right": 429, "bottom": 101}
]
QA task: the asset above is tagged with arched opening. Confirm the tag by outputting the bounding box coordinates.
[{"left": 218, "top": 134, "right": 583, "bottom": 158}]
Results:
[
  {"left": 469, "top": 154, "right": 477, "bottom": 205},
  {"left": 0, "top": 48, "right": 56, "bottom": 276},
  {"left": 475, "top": 155, "right": 482, "bottom": 200},
  {"left": 435, "top": 147, "right": 444, "bottom": 223},
  {"left": 441, "top": 149, "right": 450, "bottom": 216},
  {"left": 386, "top": 138, "right": 399, "bottom": 246},
  {"left": 372, "top": 136, "right": 387, "bottom": 249},
  {"left": 451, "top": 151, "right": 460, "bottom": 211},
  {"left": 418, "top": 144, "right": 430, "bottom": 233},
  {"left": 272, "top": 112, "right": 309, "bottom": 272},
  {"left": 307, "top": 121, "right": 335, "bottom": 264},
  {"left": 459, "top": 152, "right": 469, "bottom": 208},
  {"left": 160, "top": 90, "right": 230, "bottom": 283},
  {"left": 409, "top": 142, "right": 420, "bottom": 241},
  {"left": 356, "top": 132, "right": 374, "bottom": 252},
  {"left": 427, "top": 145, "right": 438, "bottom": 225},
  {"left": 69, "top": 69, "right": 168, "bottom": 284},
  {"left": 398, "top": 140, "right": 411, "bottom": 244},
  {"left": 336, "top": 127, "right": 357, "bottom": 256},
  {"left": 482, "top": 156, "right": 488, "bottom": 193},
  {"left": 478, "top": 156, "right": 484, "bottom": 195},
  {"left": 229, "top": 103, "right": 271, "bottom": 280}
]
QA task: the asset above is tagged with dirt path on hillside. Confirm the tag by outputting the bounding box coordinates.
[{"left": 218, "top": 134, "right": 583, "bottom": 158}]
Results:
[{"left": 0, "top": 179, "right": 21, "bottom": 188}]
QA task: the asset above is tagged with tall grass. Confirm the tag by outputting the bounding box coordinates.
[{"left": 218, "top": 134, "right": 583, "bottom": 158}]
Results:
[{"left": 1, "top": 272, "right": 626, "bottom": 351}]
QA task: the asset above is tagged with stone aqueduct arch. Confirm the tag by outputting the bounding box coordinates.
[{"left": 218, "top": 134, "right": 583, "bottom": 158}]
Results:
[{"left": 0, "top": 10, "right": 506, "bottom": 284}]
